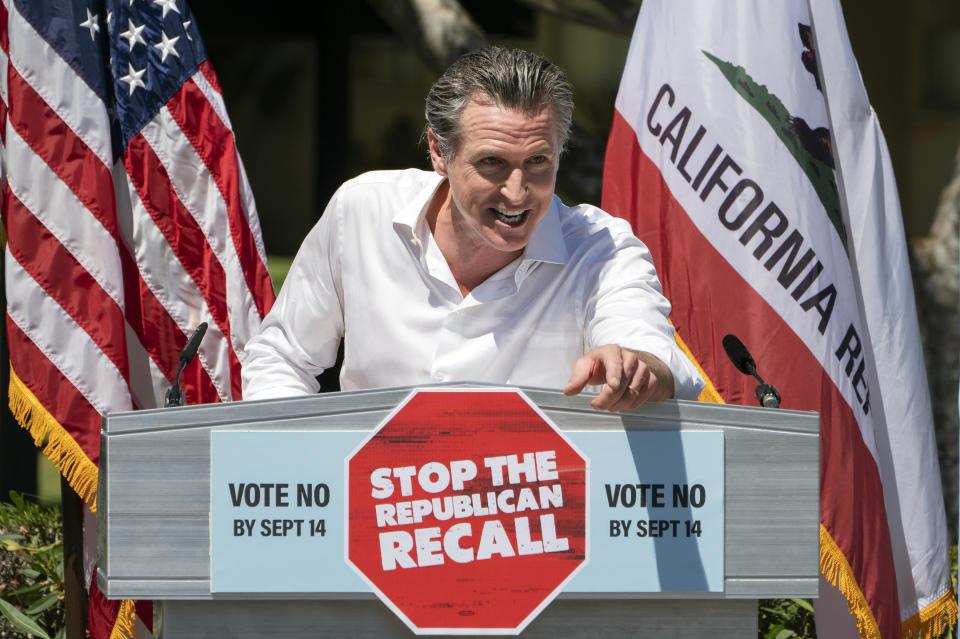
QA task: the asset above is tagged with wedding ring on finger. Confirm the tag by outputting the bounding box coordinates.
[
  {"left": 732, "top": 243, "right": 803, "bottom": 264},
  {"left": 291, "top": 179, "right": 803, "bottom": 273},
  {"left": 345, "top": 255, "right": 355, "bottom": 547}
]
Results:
[{"left": 627, "top": 386, "right": 641, "bottom": 396}]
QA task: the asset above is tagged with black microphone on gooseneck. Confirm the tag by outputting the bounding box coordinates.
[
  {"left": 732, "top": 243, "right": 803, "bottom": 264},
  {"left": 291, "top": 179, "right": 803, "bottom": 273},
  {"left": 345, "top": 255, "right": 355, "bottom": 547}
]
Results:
[
  {"left": 721, "top": 334, "right": 781, "bottom": 408},
  {"left": 164, "top": 322, "right": 208, "bottom": 408}
]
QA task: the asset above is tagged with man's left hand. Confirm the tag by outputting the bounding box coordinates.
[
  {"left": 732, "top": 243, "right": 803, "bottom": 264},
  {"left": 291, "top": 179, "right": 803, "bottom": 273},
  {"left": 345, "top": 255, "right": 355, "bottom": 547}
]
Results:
[{"left": 562, "top": 345, "right": 675, "bottom": 412}]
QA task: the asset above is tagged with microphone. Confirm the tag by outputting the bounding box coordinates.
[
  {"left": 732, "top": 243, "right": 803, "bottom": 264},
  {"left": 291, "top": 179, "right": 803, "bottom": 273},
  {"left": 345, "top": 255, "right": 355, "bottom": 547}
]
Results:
[
  {"left": 180, "top": 322, "right": 208, "bottom": 368},
  {"left": 164, "top": 322, "right": 208, "bottom": 408},
  {"left": 721, "top": 334, "right": 757, "bottom": 377},
  {"left": 721, "top": 334, "right": 781, "bottom": 408}
]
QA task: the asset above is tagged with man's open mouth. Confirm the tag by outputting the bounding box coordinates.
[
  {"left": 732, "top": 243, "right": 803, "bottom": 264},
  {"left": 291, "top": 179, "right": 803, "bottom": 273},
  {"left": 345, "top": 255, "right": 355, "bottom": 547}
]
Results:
[{"left": 492, "top": 208, "right": 529, "bottom": 226}]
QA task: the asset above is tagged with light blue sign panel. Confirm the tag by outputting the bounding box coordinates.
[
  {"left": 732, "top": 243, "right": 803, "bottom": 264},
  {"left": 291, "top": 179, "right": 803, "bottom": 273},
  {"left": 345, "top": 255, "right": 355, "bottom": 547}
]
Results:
[
  {"left": 567, "top": 430, "right": 724, "bottom": 593},
  {"left": 210, "top": 430, "right": 365, "bottom": 593},
  {"left": 210, "top": 429, "right": 723, "bottom": 593}
]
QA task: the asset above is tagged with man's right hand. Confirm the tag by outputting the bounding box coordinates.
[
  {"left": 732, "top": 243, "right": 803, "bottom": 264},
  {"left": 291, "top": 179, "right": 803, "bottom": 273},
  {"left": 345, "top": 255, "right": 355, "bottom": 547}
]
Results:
[{"left": 562, "top": 345, "right": 674, "bottom": 412}]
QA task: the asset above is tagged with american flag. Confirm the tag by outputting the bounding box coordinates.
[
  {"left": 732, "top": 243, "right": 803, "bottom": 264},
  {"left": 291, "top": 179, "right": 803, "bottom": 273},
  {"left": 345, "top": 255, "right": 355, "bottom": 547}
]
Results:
[{"left": 1, "top": 0, "right": 275, "bottom": 636}]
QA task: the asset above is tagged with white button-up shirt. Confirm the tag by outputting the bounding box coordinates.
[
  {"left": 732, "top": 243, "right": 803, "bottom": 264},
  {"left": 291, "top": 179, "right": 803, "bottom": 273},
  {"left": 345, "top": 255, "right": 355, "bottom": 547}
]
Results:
[{"left": 241, "top": 169, "right": 703, "bottom": 400}]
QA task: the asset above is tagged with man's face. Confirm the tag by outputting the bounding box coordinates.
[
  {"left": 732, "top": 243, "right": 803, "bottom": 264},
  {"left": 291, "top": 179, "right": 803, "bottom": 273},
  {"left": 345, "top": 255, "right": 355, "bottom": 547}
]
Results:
[{"left": 429, "top": 97, "right": 560, "bottom": 257}]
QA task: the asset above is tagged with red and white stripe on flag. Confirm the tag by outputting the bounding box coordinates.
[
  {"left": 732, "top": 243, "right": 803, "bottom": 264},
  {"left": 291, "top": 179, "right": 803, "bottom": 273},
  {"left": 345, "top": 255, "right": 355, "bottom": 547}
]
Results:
[
  {"left": 602, "top": 1, "right": 955, "bottom": 638},
  {"left": 0, "top": 0, "right": 275, "bottom": 637}
]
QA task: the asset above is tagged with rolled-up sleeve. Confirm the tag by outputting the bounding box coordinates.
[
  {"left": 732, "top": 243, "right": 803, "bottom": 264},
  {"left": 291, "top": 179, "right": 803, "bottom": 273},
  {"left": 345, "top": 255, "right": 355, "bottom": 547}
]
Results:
[
  {"left": 241, "top": 191, "right": 345, "bottom": 400},
  {"left": 583, "top": 222, "right": 704, "bottom": 400}
]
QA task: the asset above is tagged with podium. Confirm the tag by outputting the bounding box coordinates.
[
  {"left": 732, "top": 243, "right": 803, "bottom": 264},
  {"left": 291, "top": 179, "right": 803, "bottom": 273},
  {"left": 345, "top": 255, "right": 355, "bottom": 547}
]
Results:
[{"left": 97, "top": 384, "right": 818, "bottom": 637}]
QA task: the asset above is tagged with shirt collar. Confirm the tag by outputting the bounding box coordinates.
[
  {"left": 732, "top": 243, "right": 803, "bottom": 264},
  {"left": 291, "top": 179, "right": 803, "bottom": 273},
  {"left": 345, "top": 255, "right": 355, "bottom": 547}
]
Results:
[
  {"left": 521, "top": 196, "right": 568, "bottom": 266},
  {"left": 392, "top": 171, "right": 445, "bottom": 237},
  {"left": 392, "top": 172, "right": 569, "bottom": 266}
]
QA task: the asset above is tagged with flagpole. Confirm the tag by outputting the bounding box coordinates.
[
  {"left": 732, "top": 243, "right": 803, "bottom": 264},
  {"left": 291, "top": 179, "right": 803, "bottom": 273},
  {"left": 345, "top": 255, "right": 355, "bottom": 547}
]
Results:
[{"left": 61, "top": 476, "right": 88, "bottom": 639}]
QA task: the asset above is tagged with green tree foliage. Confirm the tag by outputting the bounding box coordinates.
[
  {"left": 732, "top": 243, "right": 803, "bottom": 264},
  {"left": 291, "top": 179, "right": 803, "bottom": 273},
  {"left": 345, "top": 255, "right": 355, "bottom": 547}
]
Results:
[{"left": 0, "top": 492, "right": 64, "bottom": 639}]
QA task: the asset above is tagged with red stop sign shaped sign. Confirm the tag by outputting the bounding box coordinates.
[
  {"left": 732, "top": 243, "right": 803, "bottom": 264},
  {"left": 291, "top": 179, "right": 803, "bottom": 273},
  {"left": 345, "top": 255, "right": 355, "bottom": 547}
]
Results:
[{"left": 346, "top": 389, "right": 588, "bottom": 635}]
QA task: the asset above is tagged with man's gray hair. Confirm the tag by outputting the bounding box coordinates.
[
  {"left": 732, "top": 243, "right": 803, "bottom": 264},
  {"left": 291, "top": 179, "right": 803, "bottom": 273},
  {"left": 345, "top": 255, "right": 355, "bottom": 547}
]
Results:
[{"left": 425, "top": 46, "right": 574, "bottom": 160}]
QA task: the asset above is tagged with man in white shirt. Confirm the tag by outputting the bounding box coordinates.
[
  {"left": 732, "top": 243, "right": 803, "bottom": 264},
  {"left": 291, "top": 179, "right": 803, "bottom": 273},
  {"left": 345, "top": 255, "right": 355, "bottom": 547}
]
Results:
[{"left": 242, "top": 46, "right": 703, "bottom": 410}]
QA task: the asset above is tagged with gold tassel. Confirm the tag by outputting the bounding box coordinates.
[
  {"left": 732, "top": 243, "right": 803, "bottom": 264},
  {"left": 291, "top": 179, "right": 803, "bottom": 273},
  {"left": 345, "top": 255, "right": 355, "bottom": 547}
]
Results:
[
  {"left": 673, "top": 330, "right": 725, "bottom": 404},
  {"left": 109, "top": 600, "right": 138, "bottom": 639},
  {"left": 900, "top": 589, "right": 958, "bottom": 639},
  {"left": 820, "top": 525, "right": 883, "bottom": 639},
  {"left": 8, "top": 365, "right": 99, "bottom": 511}
]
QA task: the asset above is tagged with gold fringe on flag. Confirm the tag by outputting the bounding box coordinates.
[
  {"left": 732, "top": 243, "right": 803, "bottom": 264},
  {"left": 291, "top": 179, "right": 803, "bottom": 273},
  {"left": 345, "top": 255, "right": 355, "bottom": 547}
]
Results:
[
  {"left": 673, "top": 330, "right": 725, "bottom": 404},
  {"left": 901, "top": 588, "right": 958, "bottom": 639},
  {"left": 109, "top": 599, "right": 137, "bottom": 639},
  {"left": 820, "top": 524, "right": 882, "bottom": 639},
  {"left": 8, "top": 365, "right": 99, "bottom": 511}
]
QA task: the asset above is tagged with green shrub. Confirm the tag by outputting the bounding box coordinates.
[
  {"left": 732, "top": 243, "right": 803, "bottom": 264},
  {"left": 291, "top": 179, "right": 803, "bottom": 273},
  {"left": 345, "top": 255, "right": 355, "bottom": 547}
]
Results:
[
  {"left": 759, "top": 597, "right": 816, "bottom": 639},
  {"left": 0, "top": 492, "right": 64, "bottom": 639}
]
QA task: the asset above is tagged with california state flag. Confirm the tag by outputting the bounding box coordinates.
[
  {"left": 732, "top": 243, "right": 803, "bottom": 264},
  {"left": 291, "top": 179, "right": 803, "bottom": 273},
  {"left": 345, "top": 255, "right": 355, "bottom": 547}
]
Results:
[{"left": 602, "top": 1, "right": 955, "bottom": 637}]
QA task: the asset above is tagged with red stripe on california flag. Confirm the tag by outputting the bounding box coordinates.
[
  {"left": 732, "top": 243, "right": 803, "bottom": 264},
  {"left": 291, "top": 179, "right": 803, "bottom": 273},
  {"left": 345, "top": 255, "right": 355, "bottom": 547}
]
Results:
[
  {"left": 7, "top": 313, "right": 101, "bottom": 464},
  {"left": 168, "top": 79, "right": 272, "bottom": 317},
  {"left": 124, "top": 132, "right": 242, "bottom": 395},
  {"left": 602, "top": 108, "right": 901, "bottom": 638},
  {"left": 6, "top": 68, "right": 117, "bottom": 237},
  {"left": 6, "top": 191, "right": 129, "bottom": 381},
  {"left": 198, "top": 60, "right": 222, "bottom": 95}
]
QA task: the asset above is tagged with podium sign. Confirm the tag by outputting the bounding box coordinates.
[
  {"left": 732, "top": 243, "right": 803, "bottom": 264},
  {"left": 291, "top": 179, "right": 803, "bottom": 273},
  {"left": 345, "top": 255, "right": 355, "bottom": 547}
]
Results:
[
  {"left": 104, "top": 385, "right": 814, "bottom": 638},
  {"left": 346, "top": 389, "right": 587, "bottom": 635},
  {"left": 209, "top": 388, "right": 726, "bottom": 634}
]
